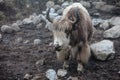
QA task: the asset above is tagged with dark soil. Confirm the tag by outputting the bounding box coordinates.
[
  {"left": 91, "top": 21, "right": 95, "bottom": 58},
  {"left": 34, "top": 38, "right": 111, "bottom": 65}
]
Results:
[
  {"left": 0, "top": 19, "right": 120, "bottom": 80},
  {"left": 0, "top": 1, "right": 120, "bottom": 80}
]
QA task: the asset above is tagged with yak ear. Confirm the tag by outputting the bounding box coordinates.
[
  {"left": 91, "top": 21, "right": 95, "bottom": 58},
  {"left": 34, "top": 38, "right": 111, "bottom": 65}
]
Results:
[
  {"left": 68, "top": 16, "right": 77, "bottom": 24},
  {"left": 67, "top": 7, "right": 80, "bottom": 24}
]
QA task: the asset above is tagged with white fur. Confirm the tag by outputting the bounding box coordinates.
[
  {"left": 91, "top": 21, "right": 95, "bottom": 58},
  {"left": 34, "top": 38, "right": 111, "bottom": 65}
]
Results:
[{"left": 53, "top": 31, "right": 70, "bottom": 46}]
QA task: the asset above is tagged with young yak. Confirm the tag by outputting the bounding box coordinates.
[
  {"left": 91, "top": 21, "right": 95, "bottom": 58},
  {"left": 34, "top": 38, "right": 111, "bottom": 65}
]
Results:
[{"left": 46, "top": 3, "right": 93, "bottom": 72}]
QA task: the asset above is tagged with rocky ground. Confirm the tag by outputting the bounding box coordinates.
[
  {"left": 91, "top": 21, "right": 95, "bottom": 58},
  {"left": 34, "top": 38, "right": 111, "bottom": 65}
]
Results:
[{"left": 0, "top": 0, "right": 120, "bottom": 80}]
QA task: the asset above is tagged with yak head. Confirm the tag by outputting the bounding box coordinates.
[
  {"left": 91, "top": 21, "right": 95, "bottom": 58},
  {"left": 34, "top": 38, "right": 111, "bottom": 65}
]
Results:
[{"left": 46, "top": 7, "right": 81, "bottom": 51}]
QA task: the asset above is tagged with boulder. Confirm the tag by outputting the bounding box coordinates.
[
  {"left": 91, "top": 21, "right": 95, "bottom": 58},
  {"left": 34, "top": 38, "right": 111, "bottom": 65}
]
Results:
[
  {"left": 109, "top": 17, "right": 120, "bottom": 26},
  {"left": 57, "top": 69, "right": 67, "bottom": 77},
  {"left": 46, "top": 69, "right": 57, "bottom": 80},
  {"left": 103, "top": 25, "right": 120, "bottom": 38},
  {"left": 11, "top": 23, "right": 20, "bottom": 31},
  {"left": 34, "top": 39, "right": 41, "bottom": 45},
  {"left": 92, "top": 18, "right": 104, "bottom": 27},
  {"left": 91, "top": 40, "right": 115, "bottom": 61},
  {"left": 23, "top": 18, "right": 33, "bottom": 25},
  {"left": 61, "top": 1, "right": 69, "bottom": 8},
  {"left": 1, "top": 25, "right": 14, "bottom": 33},
  {"left": 99, "top": 20, "right": 110, "bottom": 30}
]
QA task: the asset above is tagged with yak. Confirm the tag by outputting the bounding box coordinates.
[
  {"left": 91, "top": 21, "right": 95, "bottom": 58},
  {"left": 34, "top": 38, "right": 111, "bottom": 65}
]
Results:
[{"left": 46, "top": 3, "right": 93, "bottom": 72}]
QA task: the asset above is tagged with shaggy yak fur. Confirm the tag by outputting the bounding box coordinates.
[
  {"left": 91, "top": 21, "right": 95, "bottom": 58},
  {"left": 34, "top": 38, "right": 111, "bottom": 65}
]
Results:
[{"left": 46, "top": 3, "right": 93, "bottom": 72}]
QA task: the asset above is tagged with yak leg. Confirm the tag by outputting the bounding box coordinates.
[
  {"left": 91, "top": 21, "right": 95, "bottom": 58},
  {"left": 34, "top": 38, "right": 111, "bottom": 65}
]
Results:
[{"left": 77, "top": 43, "right": 91, "bottom": 72}]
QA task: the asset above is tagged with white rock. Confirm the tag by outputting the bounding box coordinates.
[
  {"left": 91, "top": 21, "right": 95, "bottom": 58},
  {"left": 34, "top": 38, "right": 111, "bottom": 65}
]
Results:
[
  {"left": 29, "top": 13, "right": 37, "bottom": 20},
  {"left": 103, "top": 25, "right": 120, "bottom": 38},
  {"left": 15, "top": 37, "right": 23, "bottom": 43},
  {"left": 0, "top": 0, "right": 4, "bottom": 3},
  {"left": 100, "top": 20, "right": 110, "bottom": 30},
  {"left": 24, "top": 40, "right": 30, "bottom": 44},
  {"left": 91, "top": 40, "right": 115, "bottom": 61},
  {"left": 45, "top": 22, "right": 53, "bottom": 31},
  {"left": 11, "top": 23, "right": 20, "bottom": 31},
  {"left": 36, "top": 23, "right": 43, "bottom": 29},
  {"left": 36, "top": 59, "right": 45, "bottom": 67},
  {"left": 0, "top": 34, "right": 1, "bottom": 39},
  {"left": 49, "top": 13, "right": 58, "bottom": 21},
  {"left": 92, "top": 18, "right": 104, "bottom": 27},
  {"left": 34, "top": 39, "right": 41, "bottom": 45},
  {"left": 0, "top": 34, "right": 2, "bottom": 41},
  {"left": 24, "top": 74, "right": 32, "bottom": 80},
  {"left": 80, "top": 1, "right": 91, "bottom": 8},
  {"left": 67, "top": 76, "right": 78, "bottom": 80},
  {"left": 57, "top": 69, "right": 67, "bottom": 77},
  {"left": 23, "top": 18, "right": 33, "bottom": 25},
  {"left": 1, "top": 25, "right": 14, "bottom": 33},
  {"left": 46, "top": 1, "right": 55, "bottom": 8},
  {"left": 31, "top": 16, "right": 41, "bottom": 25},
  {"left": 46, "top": 69, "right": 57, "bottom": 80},
  {"left": 50, "top": 8, "right": 55, "bottom": 13},
  {"left": 109, "top": 17, "right": 120, "bottom": 26},
  {"left": 31, "top": 75, "right": 41, "bottom": 80},
  {"left": 61, "top": 1, "right": 69, "bottom": 8},
  {"left": 16, "top": 20, "right": 23, "bottom": 26}
]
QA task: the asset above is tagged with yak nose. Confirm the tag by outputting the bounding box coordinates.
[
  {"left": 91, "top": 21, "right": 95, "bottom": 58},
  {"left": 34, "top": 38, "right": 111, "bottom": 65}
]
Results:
[{"left": 54, "top": 44, "right": 61, "bottom": 51}]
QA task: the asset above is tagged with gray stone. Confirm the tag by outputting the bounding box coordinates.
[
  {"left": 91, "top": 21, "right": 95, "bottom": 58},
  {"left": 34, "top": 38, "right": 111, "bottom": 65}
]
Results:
[
  {"left": 31, "top": 75, "right": 42, "bottom": 80},
  {"left": 61, "top": 1, "right": 69, "bottom": 8},
  {"left": 99, "top": 20, "right": 110, "bottom": 30},
  {"left": 34, "top": 39, "right": 41, "bottom": 45},
  {"left": 92, "top": 18, "right": 104, "bottom": 26},
  {"left": 103, "top": 25, "right": 120, "bottom": 38},
  {"left": 0, "top": 34, "right": 2, "bottom": 41},
  {"left": 11, "top": 23, "right": 20, "bottom": 32},
  {"left": 100, "top": 5, "right": 115, "bottom": 12},
  {"left": 67, "top": 76, "right": 78, "bottom": 80},
  {"left": 109, "top": 17, "right": 120, "bottom": 26},
  {"left": 16, "top": 20, "right": 23, "bottom": 26},
  {"left": 0, "top": 34, "right": 2, "bottom": 39},
  {"left": 23, "top": 18, "right": 33, "bottom": 25},
  {"left": 49, "top": 13, "right": 58, "bottom": 21},
  {"left": 36, "top": 23, "right": 43, "bottom": 29},
  {"left": 53, "top": 5, "right": 61, "bottom": 11},
  {"left": 80, "top": 1, "right": 91, "bottom": 8},
  {"left": 46, "top": 69, "right": 57, "bottom": 80},
  {"left": 57, "top": 69, "right": 67, "bottom": 77},
  {"left": 45, "top": 22, "right": 53, "bottom": 31},
  {"left": 56, "top": 8, "right": 64, "bottom": 15},
  {"left": 1, "top": 25, "right": 14, "bottom": 33},
  {"left": 91, "top": 40, "right": 115, "bottom": 61},
  {"left": 93, "top": 2, "right": 106, "bottom": 9},
  {"left": 46, "top": 1, "right": 55, "bottom": 8}
]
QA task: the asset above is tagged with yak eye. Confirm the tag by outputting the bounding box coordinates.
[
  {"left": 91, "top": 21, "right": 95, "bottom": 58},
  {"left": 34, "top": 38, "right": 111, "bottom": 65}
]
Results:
[{"left": 65, "top": 30, "right": 70, "bottom": 38}]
